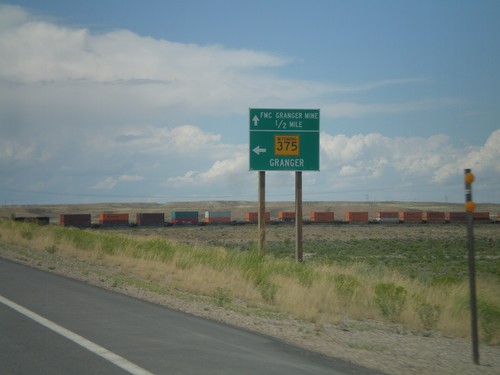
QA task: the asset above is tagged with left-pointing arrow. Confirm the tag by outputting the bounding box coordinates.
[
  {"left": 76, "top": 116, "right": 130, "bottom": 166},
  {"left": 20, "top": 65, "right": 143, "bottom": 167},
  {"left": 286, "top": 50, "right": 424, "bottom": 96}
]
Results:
[{"left": 253, "top": 146, "right": 267, "bottom": 155}]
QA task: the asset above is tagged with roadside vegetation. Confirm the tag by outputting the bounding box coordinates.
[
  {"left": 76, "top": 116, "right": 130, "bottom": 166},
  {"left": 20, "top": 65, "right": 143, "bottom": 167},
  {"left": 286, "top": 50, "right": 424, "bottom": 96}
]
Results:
[{"left": 1, "top": 219, "right": 499, "bottom": 344}]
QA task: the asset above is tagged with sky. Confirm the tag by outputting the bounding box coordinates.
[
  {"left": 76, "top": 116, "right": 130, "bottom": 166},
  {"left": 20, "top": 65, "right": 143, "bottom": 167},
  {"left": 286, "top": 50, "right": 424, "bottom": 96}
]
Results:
[{"left": 1, "top": 0, "right": 499, "bottom": 204}]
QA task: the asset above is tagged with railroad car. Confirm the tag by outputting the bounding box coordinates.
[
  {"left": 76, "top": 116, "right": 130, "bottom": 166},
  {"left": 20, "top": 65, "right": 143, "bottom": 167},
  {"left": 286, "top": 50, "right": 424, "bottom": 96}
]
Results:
[
  {"left": 445, "top": 211, "right": 491, "bottom": 224},
  {"left": 136, "top": 213, "right": 165, "bottom": 227},
  {"left": 245, "top": 212, "right": 271, "bottom": 224},
  {"left": 345, "top": 212, "right": 369, "bottom": 224},
  {"left": 422, "top": 212, "right": 446, "bottom": 224},
  {"left": 204, "top": 211, "right": 231, "bottom": 224},
  {"left": 277, "top": 211, "right": 295, "bottom": 222},
  {"left": 375, "top": 212, "right": 399, "bottom": 223},
  {"left": 18, "top": 206, "right": 497, "bottom": 229},
  {"left": 60, "top": 214, "right": 91, "bottom": 228},
  {"left": 310, "top": 211, "right": 334, "bottom": 223},
  {"left": 99, "top": 213, "right": 129, "bottom": 227},
  {"left": 14, "top": 216, "right": 50, "bottom": 225},
  {"left": 399, "top": 212, "right": 422, "bottom": 224},
  {"left": 171, "top": 211, "right": 199, "bottom": 225},
  {"left": 473, "top": 212, "right": 491, "bottom": 222},
  {"left": 445, "top": 212, "right": 467, "bottom": 223}
]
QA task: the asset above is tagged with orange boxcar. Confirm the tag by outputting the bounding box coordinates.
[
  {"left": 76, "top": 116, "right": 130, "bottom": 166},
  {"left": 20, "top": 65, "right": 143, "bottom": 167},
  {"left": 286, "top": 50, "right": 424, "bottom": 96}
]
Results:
[
  {"left": 422, "top": 212, "right": 446, "bottom": 223},
  {"left": 245, "top": 212, "right": 271, "bottom": 223},
  {"left": 376, "top": 212, "right": 399, "bottom": 219},
  {"left": 310, "top": 211, "right": 334, "bottom": 223},
  {"left": 399, "top": 212, "right": 422, "bottom": 223},
  {"left": 278, "top": 211, "right": 295, "bottom": 222},
  {"left": 473, "top": 212, "right": 490, "bottom": 222},
  {"left": 99, "top": 213, "right": 129, "bottom": 226},
  {"left": 445, "top": 212, "right": 467, "bottom": 223},
  {"left": 204, "top": 211, "right": 231, "bottom": 224},
  {"left": 204, "top": 217, "right": 231, "bottom": 224},
  {"left": 345, "top": 212, "right": 369, "bottom": 223}
]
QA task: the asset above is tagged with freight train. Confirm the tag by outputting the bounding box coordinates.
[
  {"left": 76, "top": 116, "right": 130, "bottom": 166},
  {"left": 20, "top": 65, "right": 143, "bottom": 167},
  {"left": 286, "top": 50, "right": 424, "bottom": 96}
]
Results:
[{"left": 12, "top": 209, "right": 500, "bottom": 228}]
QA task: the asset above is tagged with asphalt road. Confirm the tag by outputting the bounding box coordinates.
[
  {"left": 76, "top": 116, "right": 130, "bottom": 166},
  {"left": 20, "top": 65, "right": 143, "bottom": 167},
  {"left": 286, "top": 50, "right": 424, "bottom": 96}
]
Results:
[{"left": 0, "top": 257, "right": 385, "bottom": 375}]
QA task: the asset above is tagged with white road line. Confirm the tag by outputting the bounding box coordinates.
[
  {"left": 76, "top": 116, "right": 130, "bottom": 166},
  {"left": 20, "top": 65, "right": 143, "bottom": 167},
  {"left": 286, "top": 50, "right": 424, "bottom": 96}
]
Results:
[{"left": 0, "top": 294, "right": 155, "bottom": 375}]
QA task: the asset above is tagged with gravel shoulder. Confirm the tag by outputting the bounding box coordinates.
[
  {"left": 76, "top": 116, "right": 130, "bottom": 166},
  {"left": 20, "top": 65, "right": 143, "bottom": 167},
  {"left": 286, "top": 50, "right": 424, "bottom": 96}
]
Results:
[{"left": 1, "top": 235, "right": 499, "bottom": 375}]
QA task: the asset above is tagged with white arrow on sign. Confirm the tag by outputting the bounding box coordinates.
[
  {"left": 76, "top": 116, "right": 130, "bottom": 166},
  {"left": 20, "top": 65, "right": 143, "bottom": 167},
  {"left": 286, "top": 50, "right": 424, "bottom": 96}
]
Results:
[
  {"left": 252, "top": 145, "right": 267, "bottom": 155},
  {"left": 252, "top": 115, "right": 260, "bottom": 126}
]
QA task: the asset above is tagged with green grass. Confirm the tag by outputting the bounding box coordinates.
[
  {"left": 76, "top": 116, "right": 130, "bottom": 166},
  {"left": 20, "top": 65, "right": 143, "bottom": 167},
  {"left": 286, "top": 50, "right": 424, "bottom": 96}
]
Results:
[{"left": 263, "top": 237, "right": 500, "bottom": 284}]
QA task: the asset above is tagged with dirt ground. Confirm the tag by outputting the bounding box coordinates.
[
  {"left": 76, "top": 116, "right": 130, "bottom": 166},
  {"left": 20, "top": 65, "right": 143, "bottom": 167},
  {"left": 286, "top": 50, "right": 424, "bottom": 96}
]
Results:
[{"left": 126, "top": 221, "right": 500, "bottom": 246}]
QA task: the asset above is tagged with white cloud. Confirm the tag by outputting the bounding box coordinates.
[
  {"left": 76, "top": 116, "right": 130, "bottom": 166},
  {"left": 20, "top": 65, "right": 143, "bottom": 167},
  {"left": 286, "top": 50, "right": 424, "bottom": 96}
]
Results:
[
  {"left": 163, "top": 125, "right": 221, "bottom": 151},
  {"left": 0, "top": 5, "right": 453, "bottom": 123},
  {"left": 319, "top": 131, "right": 499, "bottom": 199},
  {"left": 0, "top": 17, "right": 287, "bottom": 84},
  {"left": 0, "top": 138, "right": 54, "bottom": 165},
  {"left": 92, "top": 174, "right": 144, "bottom": 190},
  {"left": 92, "top": 177, "right": 116, "bottom": 190},
  {"left": 119, "top": 174, "right": 144, "bottom": 182},
  {"left": 0, "top": 140, "right": 35, "bottom": 163},
  {"left": 107, "top": 124, "right": 241, "bottom": 160},
  {"left": 164, "top": 154, "right": 254, "bottom": 200},
  {"left": 158, "top": 129, "right": 493, "bottom": 202},
  {"left": 167, "top": 154, "right": 247, "bottom": 186},
  {"left": 0, "top": 6, "right": 496, "bottom": 203},
  {"left": 321, "top": 132, "right": 451, "bottom": 180},
  {"left": 0, "top": 8, "right": 311, "bottom": 119},
  {"left": 467, "top": 129, "right": 500, "bottom": 171},
  {"left": 433, "top": 129, "right": 500, "bottom": 183}
]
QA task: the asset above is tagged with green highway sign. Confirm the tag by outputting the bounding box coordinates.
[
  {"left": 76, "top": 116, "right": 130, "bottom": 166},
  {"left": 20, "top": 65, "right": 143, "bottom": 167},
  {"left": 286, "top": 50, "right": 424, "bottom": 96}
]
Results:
[{"left": 249, "top": 108, "right": 320, "bottom": 171}]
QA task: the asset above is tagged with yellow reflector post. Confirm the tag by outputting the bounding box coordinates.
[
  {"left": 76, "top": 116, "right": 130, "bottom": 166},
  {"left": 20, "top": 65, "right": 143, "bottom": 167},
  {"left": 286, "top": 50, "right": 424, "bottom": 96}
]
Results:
[
  {"left": 465, "top": 201, "right": 476, "bottom": 213},
  {"left": 465, "top": 172, "right": 475, "bottom": 184}
]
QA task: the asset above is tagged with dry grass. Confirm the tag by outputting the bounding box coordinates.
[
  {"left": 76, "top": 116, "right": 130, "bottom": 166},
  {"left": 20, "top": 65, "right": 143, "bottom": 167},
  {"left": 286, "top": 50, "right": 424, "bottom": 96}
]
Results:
[{"left": 1, "top": 218, "right": 499, "bottom": 344}]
